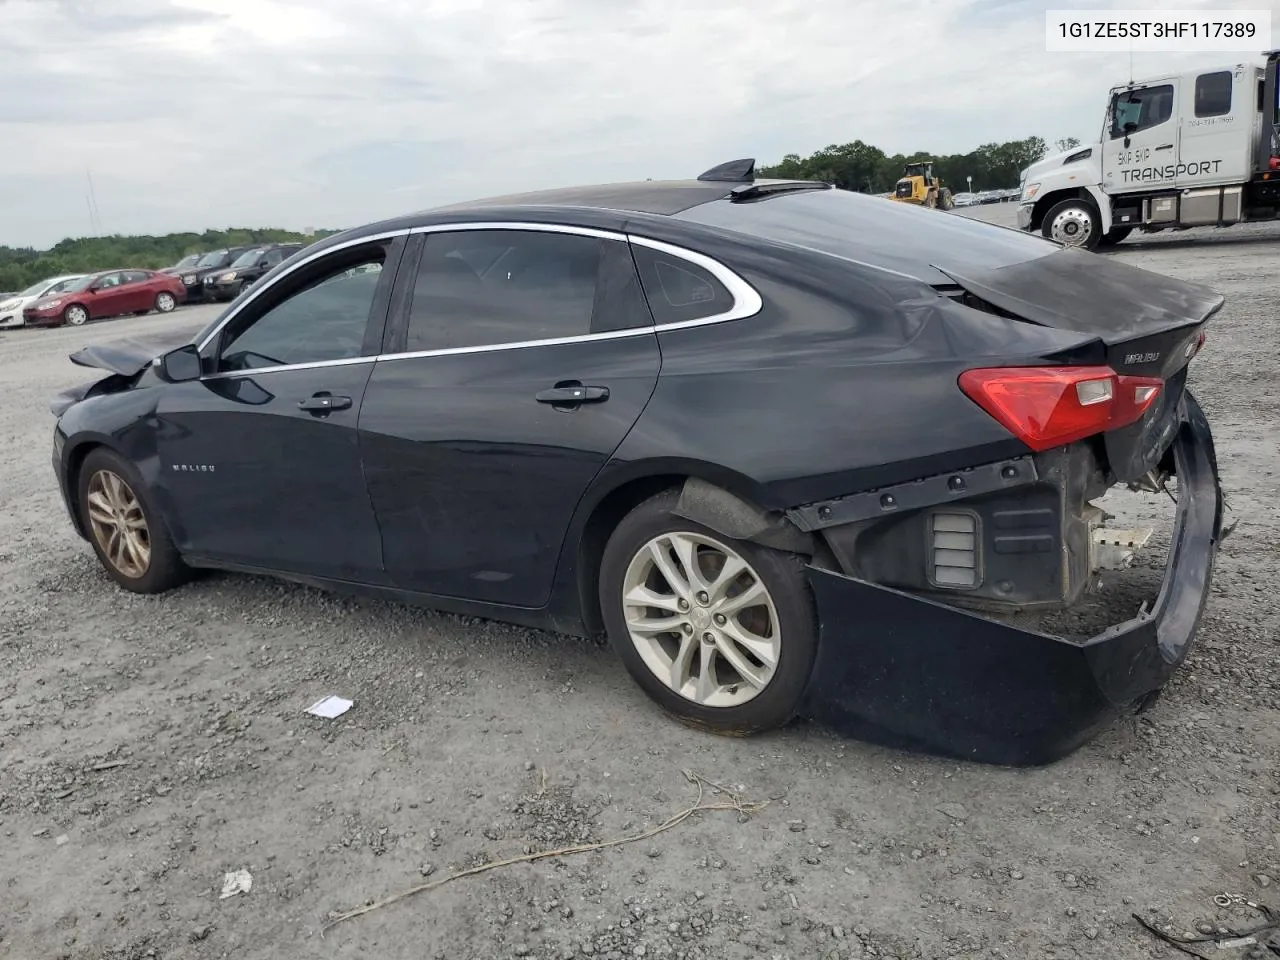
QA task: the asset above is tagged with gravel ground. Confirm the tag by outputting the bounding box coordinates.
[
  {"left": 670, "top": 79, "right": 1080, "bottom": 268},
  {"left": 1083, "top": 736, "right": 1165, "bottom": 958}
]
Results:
[{"left": 2, "top": 215, "right": 1279, "bottom": 960}]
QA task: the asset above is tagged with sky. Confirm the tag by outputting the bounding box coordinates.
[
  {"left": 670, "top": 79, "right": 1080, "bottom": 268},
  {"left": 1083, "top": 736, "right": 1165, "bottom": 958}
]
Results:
[{"left": 0, "top": 0, "right": 1275, "bottom": 248}]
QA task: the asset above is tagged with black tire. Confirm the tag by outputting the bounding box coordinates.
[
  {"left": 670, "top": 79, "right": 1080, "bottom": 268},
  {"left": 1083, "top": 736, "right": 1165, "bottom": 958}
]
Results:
[
  {"left": 1041, "top": 197, "right": 1101, "bottom": 250},
  {"left": 1097, "top": 226, "right": 1132, "bottom": 248},
  {"left": 76, "top": 446, "right": 191, "bottom": 595},
  {"left": 598, "top": 489, "right": 818, "bottom": 735},
  {"left": 155, "top": 291, "right": 177, "bottom": 313},
  {"left": 63, "top": 303, "right": 89, "bottom": 326},
  {"left": 938, "top": 188, "right": 954, "bottom": 211}
]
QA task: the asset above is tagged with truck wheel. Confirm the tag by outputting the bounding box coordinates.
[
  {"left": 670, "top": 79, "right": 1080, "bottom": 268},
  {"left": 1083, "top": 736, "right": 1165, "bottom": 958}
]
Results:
[
  {"left": 1097, "top": 226, "right": 1132, "bottom": 248},
  {"left": 598, "top": 490, "right": 818, "bottom": 736},
  {"left": 939, "top": 188, "right": 954, "bottom": 211},
  {"left": 1042, "top": 198, "right": 1100, "bottom": 250}
]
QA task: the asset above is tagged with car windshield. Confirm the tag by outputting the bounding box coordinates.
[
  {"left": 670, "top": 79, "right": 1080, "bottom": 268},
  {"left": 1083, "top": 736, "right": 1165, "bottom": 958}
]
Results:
[
  {"left": 61, "top": 275, "right": 99, "bottom": 293},
  {"left": 196, "top": 250, "right": 229, "bottom": 268},
  {"left": 19, "top": 278, "right": 65, "bottom": 298},
  {"left": 676, "top": 187, "right": 1055, "bottom": 284},
  {"left": 175, "top": 254, "right": 199, "bottom": 268},
  {"left": 231, "top": 248, "right": 264, "bottom": 268}
]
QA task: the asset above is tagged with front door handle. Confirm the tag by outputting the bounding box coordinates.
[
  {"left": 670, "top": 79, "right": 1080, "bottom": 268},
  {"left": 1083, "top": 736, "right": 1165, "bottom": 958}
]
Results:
[
  {"left": 298, "top": 392, "right": 352, "bottom": 413},
  {"left": 535, "top": 383, "right": 609, "bottom": 405},
  {"left": 1155, "top": 144, "right": 1173, "bottom": 151}
]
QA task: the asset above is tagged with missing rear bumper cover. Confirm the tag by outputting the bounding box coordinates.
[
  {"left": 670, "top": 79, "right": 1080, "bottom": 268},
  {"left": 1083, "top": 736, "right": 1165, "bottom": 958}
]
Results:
[{"left": 786, "top": 456, "right": 1039, "bottom": 533}]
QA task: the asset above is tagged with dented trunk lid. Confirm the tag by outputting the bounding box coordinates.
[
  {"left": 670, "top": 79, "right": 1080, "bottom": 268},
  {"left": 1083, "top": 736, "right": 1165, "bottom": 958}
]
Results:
[{"left": 936, "top": 247, "right": 1223, "bottom": 482}]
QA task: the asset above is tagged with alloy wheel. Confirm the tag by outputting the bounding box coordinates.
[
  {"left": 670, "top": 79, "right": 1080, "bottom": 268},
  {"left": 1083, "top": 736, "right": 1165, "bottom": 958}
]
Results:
[
  {"left": 85, "top": 469, "right": 151, "bottom": 579},
  {"left": 156, "top": 293, "right": 175, "bottom": 312},
  {"left": 621, "top": 531, "right": 781, "bottom": 708},
  {"left": 66, "top": 305, "right": 88, "bottom": 326}
]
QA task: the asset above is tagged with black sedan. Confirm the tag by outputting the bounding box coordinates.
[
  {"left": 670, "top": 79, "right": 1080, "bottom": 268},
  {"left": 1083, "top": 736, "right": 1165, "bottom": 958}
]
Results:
[
  {"left": 48, "top": 160, "right": 1225, "bottom": 766},
  {"left": 201, "top": 243, "right": 304, "bottom": 302}
]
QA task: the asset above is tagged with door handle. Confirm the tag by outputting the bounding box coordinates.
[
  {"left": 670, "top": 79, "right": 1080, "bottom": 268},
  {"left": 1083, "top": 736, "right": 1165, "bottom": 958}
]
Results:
[
  {"left": 1155, "top": 144, "right": 1173, "bottom": 151},
  {"left": 298, "top": 392, "right": 352, "bottom": 413},
  {"left": 535, "top": 383, "right": 609, "bottom": 405}
]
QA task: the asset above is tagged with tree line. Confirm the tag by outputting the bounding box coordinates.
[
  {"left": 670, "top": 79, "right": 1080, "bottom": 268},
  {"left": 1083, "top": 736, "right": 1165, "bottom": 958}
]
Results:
[
  {"left": 0, "top": 227, "right": 339, "bottom": 293},
  {"left": 758, "top": 136, "right": 1082, "bottom": 195}
]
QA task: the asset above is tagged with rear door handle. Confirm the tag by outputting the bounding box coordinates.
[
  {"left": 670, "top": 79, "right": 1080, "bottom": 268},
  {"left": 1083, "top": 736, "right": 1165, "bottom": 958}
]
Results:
[
  {"left": 298, "top": 392, "right": 352, "bottom": 413},
  {"left": 535, "top": 384, "right": 609, "bottom": 405},
  {"left": 1155, "top": 144, "right": 1173, "bottom": 151}
]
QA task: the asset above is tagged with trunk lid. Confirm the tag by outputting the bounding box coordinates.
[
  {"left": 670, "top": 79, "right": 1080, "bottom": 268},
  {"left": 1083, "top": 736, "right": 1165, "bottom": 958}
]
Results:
[{"left": 936, "top": 247, "right": 1223, "bottom": 482}]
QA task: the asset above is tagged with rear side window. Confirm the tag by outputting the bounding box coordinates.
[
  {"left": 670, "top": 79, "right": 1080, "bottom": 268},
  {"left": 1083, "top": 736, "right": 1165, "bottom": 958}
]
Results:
[
  {"left": 1194, "top": 71, "right": 1232, "bottom": 118},
  {"left": 404, "top": 229, "right": 650, "bottom": 352},
  {"left": 123, "top": 270, "right": 151, "bottom": 283},
  {"left": 630, "top": 246, "right": 734, "bottom": 326}
]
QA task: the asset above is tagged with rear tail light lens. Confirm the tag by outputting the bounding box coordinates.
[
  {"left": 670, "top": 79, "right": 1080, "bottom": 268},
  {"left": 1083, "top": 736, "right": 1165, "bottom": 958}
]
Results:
[{"left": 958, "top": 365, "right": 1164, "bottom": 452}]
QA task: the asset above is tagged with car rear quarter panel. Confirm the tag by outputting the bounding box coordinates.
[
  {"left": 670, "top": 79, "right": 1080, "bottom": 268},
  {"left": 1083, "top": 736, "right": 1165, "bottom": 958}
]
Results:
[{"left": 611, "top": 223, "right": 1100, "bottom": 510}]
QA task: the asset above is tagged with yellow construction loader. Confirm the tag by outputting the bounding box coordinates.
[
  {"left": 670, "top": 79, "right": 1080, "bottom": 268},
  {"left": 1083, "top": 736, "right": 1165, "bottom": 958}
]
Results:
[{"left": 891, "top": 161, "right": 955, "bottom": 210}]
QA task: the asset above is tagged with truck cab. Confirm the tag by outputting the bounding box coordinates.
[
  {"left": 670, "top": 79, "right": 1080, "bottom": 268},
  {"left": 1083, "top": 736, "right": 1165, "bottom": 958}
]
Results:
[{"left": 1017, "top": 50, "right": 1280, "bottom": 249}]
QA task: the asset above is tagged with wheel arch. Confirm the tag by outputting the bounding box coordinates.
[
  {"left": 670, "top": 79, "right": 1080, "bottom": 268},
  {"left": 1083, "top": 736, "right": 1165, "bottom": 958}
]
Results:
[
  {"left": 566, "top": 461, "right": 821, "bottom": 636},
  {"left": 1028, "top": 187, "right": 1113, "bottom": 235}
]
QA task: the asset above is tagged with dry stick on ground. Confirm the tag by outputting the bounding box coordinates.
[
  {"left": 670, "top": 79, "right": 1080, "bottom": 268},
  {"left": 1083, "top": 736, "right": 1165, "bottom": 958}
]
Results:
[{"left": 320, "top": 769, "right": 768, "bottom": 936}]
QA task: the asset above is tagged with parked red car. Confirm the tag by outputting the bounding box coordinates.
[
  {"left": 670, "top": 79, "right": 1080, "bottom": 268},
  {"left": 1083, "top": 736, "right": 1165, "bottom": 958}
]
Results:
[{"left": 24, "top": 269, "right": 185, "bottom": 328}]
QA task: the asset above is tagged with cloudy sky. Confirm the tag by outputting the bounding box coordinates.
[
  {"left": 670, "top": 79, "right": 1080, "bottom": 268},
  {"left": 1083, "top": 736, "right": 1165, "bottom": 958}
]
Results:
[{"left": 0, "top": 0, "right": 1274, "bottom": 248}]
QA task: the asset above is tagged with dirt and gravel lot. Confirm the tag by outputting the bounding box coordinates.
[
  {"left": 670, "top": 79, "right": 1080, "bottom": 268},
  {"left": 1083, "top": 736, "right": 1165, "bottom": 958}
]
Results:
[{"left": 2, "top": 216, "right": 1279, "bottom": 960}]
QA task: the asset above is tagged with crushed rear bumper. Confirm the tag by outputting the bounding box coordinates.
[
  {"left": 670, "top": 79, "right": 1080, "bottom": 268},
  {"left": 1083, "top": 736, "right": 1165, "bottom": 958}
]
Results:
[{"left": 797, "top": 392, "right": 1223, "bottom": 766}]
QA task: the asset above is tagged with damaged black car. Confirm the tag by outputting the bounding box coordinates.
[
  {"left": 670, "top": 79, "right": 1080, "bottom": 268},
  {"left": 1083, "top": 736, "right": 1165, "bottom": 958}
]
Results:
[{"left": 47, "top": 160, "right": 1226, "bottom": 766}]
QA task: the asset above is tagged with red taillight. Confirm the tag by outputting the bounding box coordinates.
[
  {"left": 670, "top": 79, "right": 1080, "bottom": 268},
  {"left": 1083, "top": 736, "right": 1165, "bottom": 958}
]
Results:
[{"left": 958, "top": 365, "right": 1164, "bottom": 452}]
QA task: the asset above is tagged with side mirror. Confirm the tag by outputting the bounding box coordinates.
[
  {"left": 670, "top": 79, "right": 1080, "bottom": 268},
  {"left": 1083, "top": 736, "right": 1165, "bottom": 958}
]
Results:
[
  {"left": 157, "top": 344, "right": 203, "bottom": 383},
  {"left": 258, "top": 259, "right": 270, "bottom": 268}
]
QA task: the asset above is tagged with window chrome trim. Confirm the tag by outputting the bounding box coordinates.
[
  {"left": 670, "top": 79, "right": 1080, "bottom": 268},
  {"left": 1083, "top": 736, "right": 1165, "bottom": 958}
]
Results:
[
  {"left": 627, "top": 234, "right": 764, "bottom": 328},
  {"left": 194, "top": 227, "right": 413, "bottom": 352},
  {"left": 202, "top": 355, "right": 376, "bottom": 381},
  {"left": 188, "top": 220, "right": 766, "bottom": 375}
]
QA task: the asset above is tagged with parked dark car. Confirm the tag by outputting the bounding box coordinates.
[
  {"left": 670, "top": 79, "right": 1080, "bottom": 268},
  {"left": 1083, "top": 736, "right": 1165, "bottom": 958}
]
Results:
[
  {"left": 161, "top": 253, "right": 203, "bottom": 276},
  {"left": 26, "top": 269, "right": 184, "bottom": 327},
  {"left": 47, "top": 160, "right": 1224, "bottom": 766},
  {"left": 174, "top": 246, "right": 259, "bottom": 303},
  {"left": 202, "top": 243, "right": 303, "bottom": 302}
]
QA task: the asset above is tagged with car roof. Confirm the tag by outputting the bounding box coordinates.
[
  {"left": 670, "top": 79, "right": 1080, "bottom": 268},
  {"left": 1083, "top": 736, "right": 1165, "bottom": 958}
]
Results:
[{"left": 430, "top": 179, "right": 746, "bottom": 217}]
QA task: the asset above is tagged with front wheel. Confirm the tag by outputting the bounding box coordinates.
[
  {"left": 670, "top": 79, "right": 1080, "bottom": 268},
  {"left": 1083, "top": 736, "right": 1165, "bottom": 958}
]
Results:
[
  {"left": 938, "top": 188, "right": 955, "bottom": 211},
  {"left": 1041, "top": 198, "right": 1101, "bottom": 250},
  {"left": 77, "top": 447, "right": 191, "bottom": 594},
  {"left": 155, "top": 292, "right": 177, "bottom": 313},
  {"left": 598, "top": 490, "right": 818, "bottom": 735},
  {"left": 64, "top": 304, "right": 89, "bottom": 326}
]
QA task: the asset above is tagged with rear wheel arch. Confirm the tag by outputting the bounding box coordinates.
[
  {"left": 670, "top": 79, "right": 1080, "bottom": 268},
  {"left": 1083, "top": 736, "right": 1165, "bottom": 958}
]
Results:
[{"left": 572, "top": 469, "right": 818, "bottom": 635}]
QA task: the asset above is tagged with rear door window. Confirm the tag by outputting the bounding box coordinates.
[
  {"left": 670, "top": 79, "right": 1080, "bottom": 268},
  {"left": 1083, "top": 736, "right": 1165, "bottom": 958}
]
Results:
[
  {"left": 402, "top": 229, "right": 651, "bottom": 352},
  {"left": 630, "top": 246, "right": 735, "bottom": 326}
]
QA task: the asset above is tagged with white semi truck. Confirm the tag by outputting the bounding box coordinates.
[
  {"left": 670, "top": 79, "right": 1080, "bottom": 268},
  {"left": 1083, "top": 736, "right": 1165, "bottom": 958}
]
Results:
[{"left": 1016, "top": 49, "right": 1280, "bottom": 249}]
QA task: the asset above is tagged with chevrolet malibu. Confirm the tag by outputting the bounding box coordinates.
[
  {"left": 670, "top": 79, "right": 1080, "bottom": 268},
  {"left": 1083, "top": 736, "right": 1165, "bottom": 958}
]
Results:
[
  {"left": 47, "top": 161, "right": 1226, "bottom": 765},
  {"left": 27, "top": 269, "right": 185, "bottom": 327}
]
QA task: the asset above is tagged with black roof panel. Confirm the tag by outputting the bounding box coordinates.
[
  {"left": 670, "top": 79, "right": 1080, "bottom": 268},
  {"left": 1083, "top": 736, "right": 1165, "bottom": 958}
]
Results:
[{"left": 428, "top": 179, "right": 737, "bottom": 216}]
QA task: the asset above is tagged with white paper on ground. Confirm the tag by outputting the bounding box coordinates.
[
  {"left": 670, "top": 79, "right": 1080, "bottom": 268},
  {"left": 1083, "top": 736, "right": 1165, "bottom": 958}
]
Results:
[
  {"left": 220, "top": 869, "right": 253, "bottom": 899},
  {"left": 305, "top": 695, "right": 353, "bottom": 719}
]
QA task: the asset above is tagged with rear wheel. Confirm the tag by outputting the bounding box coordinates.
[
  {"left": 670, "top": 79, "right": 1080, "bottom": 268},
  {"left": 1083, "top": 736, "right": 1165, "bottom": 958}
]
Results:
[
  {"left": 1042, "top": 197, "right": 1101, "bottom": 250},
  {"left": 155, "top": 292, "right": 176, "bottom": 313},
  {"left": 77, "top": 447, "right": 191, "bottom": 594},
  {"left": 1097, "top": 226, "right": 1133, "bottom": 248},
  {"left": 64, "top": 304, "right": 89, "bottom": 326},
  {"left": 598, "top": 490, "right": 818, "bottom": 735}
]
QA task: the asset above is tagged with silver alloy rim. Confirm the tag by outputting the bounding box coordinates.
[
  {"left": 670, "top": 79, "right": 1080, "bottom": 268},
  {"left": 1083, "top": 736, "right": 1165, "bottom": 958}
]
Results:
[
  {"left": 621, "top": 531, "right": 781, "bottom": 708},
  {"left": 157, "top": 293, "right": 175, "bottom": 311},
  {"left": 1050, "top": 206, "right": 1094, "bottom": 246},
  {"left": 67, "top": 305, "right": 88, "bottom": 325}
]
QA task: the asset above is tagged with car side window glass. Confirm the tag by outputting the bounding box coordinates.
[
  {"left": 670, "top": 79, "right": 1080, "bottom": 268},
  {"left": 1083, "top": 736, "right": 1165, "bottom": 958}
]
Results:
[
  {"left": 404, "top": 230, "right": 606, "bottom": 352},
  {"left": 124, "top": 271, "right": 149, "bottom": 283},
  {"left": 1110, "top": 84, "right": 1174, "bottom": 138},
  {"left": 630, "top": 245, "right": 735, "bottom": 326},
  {"left": 1194, "top": 71, "right": 1232, "bottom": 118},
  {"left": 216, "top": 249, "right": 386, "bottom": 372},
  {"left": 97, "top": 273, "right": 122, "bottom": 288}
]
